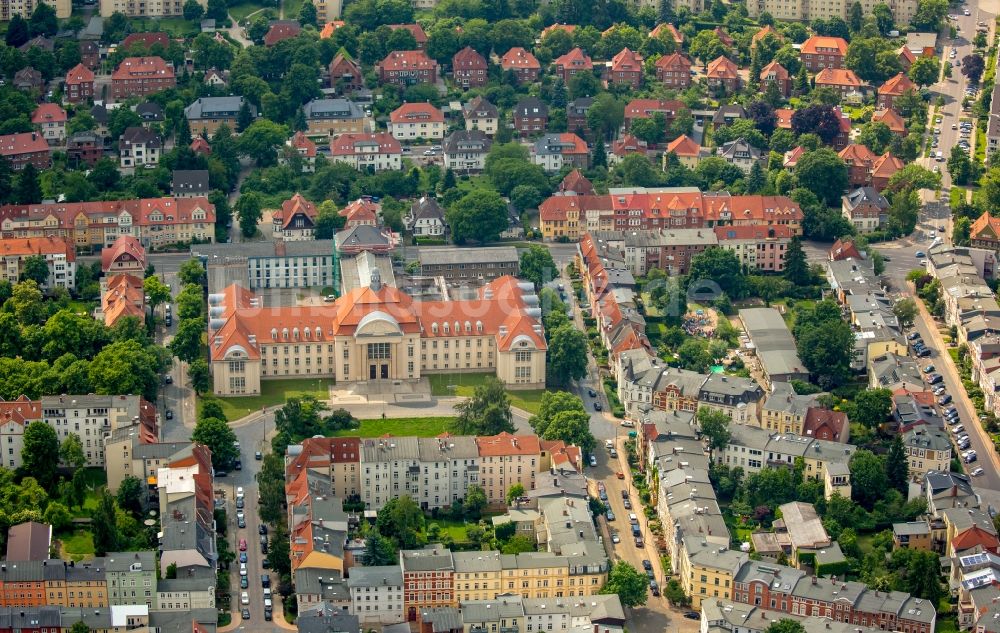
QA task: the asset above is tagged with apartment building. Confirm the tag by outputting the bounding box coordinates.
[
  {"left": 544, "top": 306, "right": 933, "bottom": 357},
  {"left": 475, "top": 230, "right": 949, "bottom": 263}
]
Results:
[
  {"left": 0, "top": 132, "right": 51, "bottom": 171},
  {"left": 31, "top": 104, "right": 66, "bottom": 145},
  {"left": 0, "top": 396, "right": 40, "bottom": 471},
  {"left": 389, "top": 103, "right": 445, "bottom": 141},
  {"left": 745, "top": 0, "right": 916, "bottom": 27},
  {"left": 193, "top": 240, "right": 336, "bottom": 290},
  {"left": 402, "top": 545, "right": 455, "bottom": 620},
  {"left": 111, "top": 57, "right": 176, "bottom": 101},
  {"left": 41, "top": 395, "right": 158, "bottom": 468},
  {"left": 0, "top": 236, "right": 75, "bottom": 289},
  {"left": 330, "top": 133, "right": 402, "bottom": 172},
  {"left": 443, "top": 130, "right": 491, "bottom": 172},
  {"left": 328, "top": 53, "right": 363, "bottom": 93},
  {"left": 106, "top": 551, "right": 156, "bottom": 607},
  {"left": 0, "top": 196, "right": 215, "bottom": 249},
  {"left": 156, "top": 444, "right": 216, "bottom": 577},
  {"left": 463, "top": 96, "right": 499, "bottom": 135},
  {"left": 119, "top": 127, "right": 161, "bottom": 169},
  {"left": 903, "top": 427, "right": 952, "bottom": 481},
  {"left": 500, "top": 48, "right": 541, "bottom": 83},
  {"left": 453, "top": 47, "right": 488, "bottom": 88},
  {"left": 475, "top": 433, "right": 541, "bottom": 505},
  {"left": 842, "top": 187, "right": 889, "bottom": 233},
  {"left": 608, "top": 48, "right": 643, "bottom": 89},
  {"left": 303, "top": 98, "right": 370, "bottom": 138},
  {"left": 347, "top": 566, "right": 404, "bottom": 624},
  {"left": 655, "top": 53, "right": 692, "bottom": 88},
  {"left": 697, "top": 374, "right": 765, "bottom": 424},
  {"left": 378, "top": 50, "right": 438, "bottom": 87},
  {"left": 184, "top": 96, "right": 254, "bottom": 136},
  {"left": 799, "top": 36, "right": 848, "bottom": 72},
  {"left": 418, "top": 246, "right": 518, "bottom": 283}
]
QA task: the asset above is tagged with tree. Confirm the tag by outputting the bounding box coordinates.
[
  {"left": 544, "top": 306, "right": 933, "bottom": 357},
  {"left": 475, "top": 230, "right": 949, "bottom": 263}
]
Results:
[
  {"left": 547, "top": 324, "right": 588, "bottom": 387},
  {"left": 237, "top": 120, "right": 288, "bottom": 166},
  {"left": 686, "top": 247, "right": 747, "bottom": 300},
  {"left": 783, "top": 237, "right": 811, "bottom": 286},
  {"left": 520, "top": 245, "right": 556, "bottom": 289},
  {"left": 856, "top": 121, "right": 894, "bottom": 155},
  {"left": 89, "top": 340, "right": 164, "bottom": 402},
  {"left": 506, "top": 483, "right": 526, "bottom": 506},
  {"left": 451, "top": 377, "right": 514, "bottom": 435},
  {"left": 14, "top": 164, "right": 41, "bottom": 205},
  {"left": 850, "top": 449, "right": 889, "bottom": 509},
  {"left": 143, "top": 275, "right": 171, "bottom": 314},
  {"left": 746, "top": 101, "right": 778, "bottom": 136},
  {"left": 236, "top": 191, "right": 263, "bottom": 238},
  {"left": 116, "top": 475, "right": 144, "bottom": 517},
  {"left": 689, "top": 30, "right": 726, "bottom": 65},
  {"left": 299, "top": 0, "right": 318, "bottom": 25},
  {"left": 192, "top": 416, "right": 239, "bottom": 470},
  {"left": 615, "top": 154, "right": 662, "bottom": 187},
  {"left": 188, "top": 359, "right": 211, "bottom": 395},
  {"left": 21, "top": 421, "right": 58, "bottom": 488},
  {"left": 8, "top": 280, "right": 46, "bottom": 325},
  {"left": 44, "top": 501, "right": 72, "bottom": 531},
  {"left": 363, "top": 532, "right": 396, "bottom": 565},
  {"left": 962, "top": 54, "right": 985, "bottom": 84},
  {"left": 92, "top": 490, "right": 122, "bottom": 556},
  {"left": 178, "top": 259, "right": 207, "bottom": 287},
  {"left": 852, "top": 388, "right": 892, "bottom": 428},
  {"left": 501, "top": 534, "right": 536, "bottom": 554},
  {"left": 795, "top": 148, "right": 848, "bottom": 207},
  {"left": 59, "top": 433, "right": 86, "bottom": 470},
  {"left": 793, "top": 300, "right": 854, "bottom": 387},
  {"left": 948, "top": 144, "right": 976, "bottom": 185},
  {"left": 169, "top": 317, "right": 206, "bottom": 364},
  {"left": 586, "top": 93, "right": 625, "bottom": 140},
  {"left": 376, "top": 495, "right": 425, "bottom": 548},
  {"left": 599, "top": 561, "right": 648, "bottom": 608},
  {"left": 790, "top": 105, "right": 842, "bottom": 145},
  {"left": 698, "top": 407, "right": 731, "bottom": 459},
  {"left": 19, "top": 255, "right": 49, "bottom": 286},
  {"left": 908, "top": 56, "right": 940, "bottom": 87},
  {"left": 5, "top": 15, "right": 28, "bottom": 47},
  {"left": 511, "top": 185, "right": 543, "bottom": 212},
  {"left": 28, "top": 2, "right": 57, "bottom": 36},
  {"left": 446, "top": 190, "right": 509, "bottom": 244},
  {"left": 183, "top": 0, "right": 204, "bottom": 20},
  {"left": 766, "top": 621, "right": 806, "bottom": 633},
  {"left": 893, "top": 298, "right": 918, "bottom": 328},
  {"left": 911, "top": 0, "right": 947, "bottom": 31},
  {"left": 236, "top": 101, "right": 255, "bottom": 133},
  {"left": 463, "top": 484, "right": 488, "bottom": 519},
  {"left": 886, "top": 434, "right": 909, "bottom": 495}
]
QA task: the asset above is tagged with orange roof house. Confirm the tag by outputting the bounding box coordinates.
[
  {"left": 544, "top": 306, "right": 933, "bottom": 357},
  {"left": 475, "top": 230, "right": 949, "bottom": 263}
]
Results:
[
  {"left": 553, "top": 47, "right": 593, "bottom": 83},
  {"left": 389, "top": 23, "right": 428, "bottom": 48},
  {"left": 339, "top": 198, "right": 381, "bottom": 227},
  {"left": 101, "top": 235, "right": 146, "bottom": 274},
  {"left": 272, "top": 193, "right": 318, "bottom": 238},
  {"left": 878, "top": 72, "right": 916, "bottom": 109},
  {"left": 541, "top": 24, "right": 576, "bottom": 38},
  {"left": 649, "top": 23, "right": 683, "bottom": 44},
  {"left": 815, "top": 68, "right": 866, "bottom": 94},
  {"left": 971, "top": 211, "right": 1000, "bottom": 250},
  {"left": 319, "top": 21, "right": 346, "bottom": 38},
  {"left": 500, "top": 47, "right": 541, "bottom": 83},
  {"left": 609, "top": 48, "right": 643, "bottom": 89},
  {"left": 558, "top": 169, "right": 594, "bottom": 195},
  {"left": 102, "top": 273, "right": 145, "bottom": 327},
  {"left": 872, "top": 108, "right": 907, "bottom": 135},
  {"left": 800, "top": 36, "right": 848, "bottom": 71},
  {"left": 752, "top": 25, "right": 782, "bottom": 47},
  {"left": 665, "top": 134, "right": 702, "bottom": 167},
  {"left": 760, "top": 60, "right": 790, "bottom": 97},
  {"left": 706, "top": 56, "right": 740, "bottom": 92},
  {"left": 830, "top": 238, "right": 863, "bottom": 261},
  {"left": 897, "top": 45, "right": 916, "bottom": 71},
  {"left": 655, "top": 52, "right": 692, "bottom": 87}
]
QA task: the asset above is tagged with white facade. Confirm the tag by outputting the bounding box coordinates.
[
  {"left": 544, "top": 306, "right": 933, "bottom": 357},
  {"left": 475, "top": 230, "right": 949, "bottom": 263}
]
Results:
[
  {"left": 332, "top": 150, "right": 401, "bottom": 172},
  {"left": 389, "top": 120, "right": 444, "bottom": 140},
  {"left": 412, "top": 215, "right": 445, "bottom": 237},
  {"left": 533, "top": 151, "right": 565, "bottom": 173},
  {"left": 41, "top": 395, "right": 152, "bottom": 467},
  {"left": 156, "top": 585, "right": 216, "bottom": 610},
  {"left": 38, "top": 119, "right": 65, "bottom": 144},
  {"left": 0, "top": 248, "right": 76, "bottom": 290},
  {"left": 0, "top": 419, "right": 24, "bottom": 470},
  {"left": 120, "top": 140, "right": 160, "bottom": 169},
  {"left": 347, "top": 567, "right": 404, "bottom": 624}
]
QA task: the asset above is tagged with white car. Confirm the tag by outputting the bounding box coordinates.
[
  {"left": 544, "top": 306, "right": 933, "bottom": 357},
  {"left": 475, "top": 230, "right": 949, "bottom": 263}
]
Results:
[
  {"left": 241, "top": 592, "right": 250, "bottom": 605},
  {"left": 240, "top": 563, "right": 247, "bottom": 577},
  {"left": 952, "top": 425, "right": 965, "bottom": 434},
  {"left": 972, "top": 467, "right": 985, "bottom": 476},
  {"left": 236, "top": 487, "right": 244, "bottom": 498},
  {"left": 964, "top": 8, "right": 970, "bottom": 15},
  {"left": 620, "top": 421, "right": 635, "bottom": 427}
]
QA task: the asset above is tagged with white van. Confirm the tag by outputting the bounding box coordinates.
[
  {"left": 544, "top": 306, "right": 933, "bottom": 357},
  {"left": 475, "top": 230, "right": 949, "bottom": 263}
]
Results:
[{"left": 605, "top": 439, "right": 614, "bottom": 450}]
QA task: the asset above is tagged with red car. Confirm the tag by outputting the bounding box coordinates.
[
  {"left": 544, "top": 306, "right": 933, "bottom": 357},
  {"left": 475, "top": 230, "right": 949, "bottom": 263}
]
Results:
[{"left": 239, "top": 538, "right": 247, "bottom": 551}]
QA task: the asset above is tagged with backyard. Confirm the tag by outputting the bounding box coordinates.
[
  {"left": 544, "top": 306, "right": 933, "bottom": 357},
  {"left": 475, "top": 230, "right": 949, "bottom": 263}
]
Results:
[
  {"left": 215, "top": 378, "right": 333, "bottom": 421},
  {"left": 427, "top": 373, "right": 545, "bottom": 414},
  {"left": 58, "top": 530, "right": 95, "bottom": 562},
  {"left": 229, "top": 0, "right": 268, "bottom": 21},
  {"left": 333, "top": 416, "right": 456, "bottom": 437}
]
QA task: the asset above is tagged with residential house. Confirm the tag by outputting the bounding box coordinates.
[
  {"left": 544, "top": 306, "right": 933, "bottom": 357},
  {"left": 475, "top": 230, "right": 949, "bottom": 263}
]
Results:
[
  {"left": 716, "top": 138, "right": 762, "bottom": 173},
  {"left": 328, "top": 52, "right": 363, "bottom": 92},
  {"left": 101, "top": 235, "right": 146, "bottom": 275},
  {"left": 135, "top": 102, "right": 164, "bottom": 128},
  {"left": 263, "top": 20, "right": 300, "bottom": 46},
  {"left": 552, "top": 48, "right": 593, "bottom": 84},
  {"left": 203, "top": 68, "right": 227, "bottom": 87},
  {"left": 872, "top": 108, "right": 908, "bottom": 136},
  {"left": 654, "top": 53, "right": 692, "bottom": 88},
  {"left": 706, "top": 56, "right": 740, "bottom": 93},
  {"left": 715, "top": 225, "right": 795, "bottom": 273},
  {"left": 118, "top": 127, "right": 161, "bottom": 169},
  {"left": 558, "top": 169, "right": 594, "bottom": 195},
  {"left": 303, "top": 98, "right": 370, "bottom": 138},
  {"left": 0, "top": 132, "right": 51, "bottom": 170},
  {"left": 389, "top": 23, "right": 428, "bottom": 49},
  {"left": 759, "top": 61, "right": 790, "bottom": 97},
  {"left": 346, "top": 566, "right": 404, "bottom": 624},
  {"left": 514, "top": 98, "right": 548, "bottom": 137},
  {"left": 878, "top": 72, "right": 917, "bottom": 110},
  {"left": 184, "top": 96, "right": 253, "bottom": 136},
  {"left": 330, "top": 133, "right": 402, "bottom": 172},
  {"left": 389, "top": 102, "right": 445, "bottom": 141},
  {"left": 443, "top": 130, "right": 491, "bottom": 172},
  {"left": 339, "top": 198, "right": 380, "bottom": 228},
  {"left": 814, "top": 68, "right": 866, "bottom": 100},
  {"left": 800, "top": 36, "right": 848, "bottom": 71},
  {"left": 0, "top": 236, "right": 75, "bottom": 289},
  {"left": 566, "top": 98, "right": 592, "bottom": 136},
  {"left": 665, "top": 134, "right": 703, "bottom": 168},
  {"left": 452, "top": 47, "right": 487, "bottom": 88},
  {"left": 698, "top": 374, "right": 764, "bottom": 425},
  {"left": 171, "top": 170, "right": 210, "bottom": 198},
  {"left": 42, "top": 394, "right": 157, "bottom": 468},
  {"left": 532, "top": 133, "right": 589, "bottom": 172},
  {"left": 842, "top": 186, "right": 889, "bottom": 233},
  {"left": 970, "top": 212, "right": 1000, "bottom": 250},
  {"left": 713, "top": 104, "right": 747, "bottom": 128},
  {"left": 283, "top": 131, "right": 318, "bottom": 172},
  {"left": 892, "top": 522, "right": 932, "bottom": 550},
  {"left": 903, "top": 427, "right": 953, "bottom": 481},
  {"left": 609, "top": 134, "right": 647, "bottom": 165},
  {"left": 67, "top": 132, "right": 104, "bottom": 168},
  {"left": 500, "top": 47, "right": 541, "bottom": 83},
  {"left": 64, "top": 63, "right": 95, "bottom": 104},
  {"left": 608, "top": 48, "right": 642, "bottom": 89},
  {"left": 272, "top": 193, "right": 318, "bottom": 240},
  {"left": 31, "top": 104, "right": 66, "bottom": 145},
  {"left": 13, "top": 67, "right": 43, "bottom": 92},
  {"left": 462, "top": 96, "right": 498, "bottom": 135},
  {"left": 378, "top": 51, "right": 438, "bottom": 87},
  {"left": 624, "top": 98, "right": 686, "bottom": 128},
  {"left": 407, "top": 197, "right": 446, "bottom": 237},
  {"left": 101, "top": 273, "right": 145, "bottom": 328},
  {"left": 111, "top": 57, "right": 175, "bottom": 101}
]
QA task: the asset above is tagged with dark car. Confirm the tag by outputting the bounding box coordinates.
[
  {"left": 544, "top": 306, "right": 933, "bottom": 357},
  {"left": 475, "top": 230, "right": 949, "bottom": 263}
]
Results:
[
  {"left": 215, "top": 470, "right": 227, "bottom": 478},
  {"left": 237, "top": 515, "right": 246, "bottom": 528},
  {"left": 917, "top": 348, "right": 932, "bottom": 357},
  {"left": 262, "top": 575, "right": 271, "bottom": 588},
  {"left": 939, "top": 394, "right": 953, "bottom": 405},
  {"left": 239, "top": 552, "right": 247, "bottom": 563},
  {"left": 649, "top": 580, "right": 660, "bottom": 596},
  {"left": 164, "top": 375, "right": 173, "bottom": 384},
  {"left": 634, "top": 535, "right": 644, "bottom": 547},
  {"left": 240, "top": 576, "right": 248, "bottom": 589},
  {"left": 234, "top": 460, "right": 242, "bottom": 471},
  {"left": 241, "top": 609, "right": 250, "bottom": 621},
  {"left": 264, "top": 608, "right": 273, "bottom": 622},
  {"left": 255, "top": 451, "right": 263, "bottom": 460},
  {"left": 684, "top": 612, "right": 700, "bottom": 620},
  {"left": 588, "top": 389, "right": 597, "bottom": 397},
  {"left": 262, "top": 558, "right": 270, "bottom": 569},
  {"left": 606, "top": 510, "right": 615, "bottom": 521},
  {"left": 928, "top": 374, "right": 943, "bottom": 385},
  {"left": 236, "top": 497, "right": 245, "bottom": 509},
  {"left": 165, "top": 410, "right": 173, "bottom": 420},
  {"left": 594, "top": 402, "right": 602, "bottom": 411},
  {"left": 259, "top": 524, "right": 268, "bottom": 535},
  {"left": 261, "top": 542, "right": 268, "bottom": 555},
  {"left": 908, "top": 332, "right": 922, "bottom": 341},
  {"left": 621, "top": 490, "right": 629, "bottom": 500}
]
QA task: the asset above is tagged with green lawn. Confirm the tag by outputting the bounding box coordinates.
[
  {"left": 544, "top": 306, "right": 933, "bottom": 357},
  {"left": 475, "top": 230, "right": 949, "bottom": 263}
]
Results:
[
  {"left": 229, "top": 0, "right": 267, "bottom": 21},
  {"left": 128, "top": 17, "right": 197, "bottom": 37},
  {"left": 332, "top": 417, "right": 456, "bottom": 437},
  {"left": 430, "top": 517, "right": 471, "bottom": 543},
  {"left": 426, "top": 373, "right": 545, "bottom": 414},
  {"left": 59, "top": 530, "right": 95, "bottom": 562},
  {"left": 218, "top": 379, "right": 333, "bottom": 421}
]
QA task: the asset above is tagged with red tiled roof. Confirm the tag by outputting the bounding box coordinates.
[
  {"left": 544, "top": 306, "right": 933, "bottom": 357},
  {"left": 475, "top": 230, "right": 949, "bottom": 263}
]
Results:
[
  {"left": 553, "top": 47, "right": 592, "bottom": 71},
  {"left": 655, "top": 52, "right": 691, "bottom": 70},
  {"left": 264, "top": 22, "right": 300, "bottom": 46},
  {"left": 31, "top": 103, "right": 66, "bottom": 125},
  {"left": 752, "top": 25, "right": 782, "bottom": 45},
  {"left": 539, "top": 194, "right": 609, "bottom": 222},
  {"left": 971, "top": 211, "right": 1000, "bottom": 242},
  {"left": 500, "top": 47, "right": 540, "bottom": 70},
  {"left": 624, "top": 99, "right": 685, "bottom": 120},
  {"left": 649, "top": 23, "right": 682, "bottom": 43},
  {"left": 0, "top": 132, "right": 49, "bottom": 156},
  {"left": 111, "top": 56, "right": 174, "bottom": 81},
  {"left": 190, "top": 137, "right": 211, "bottom": 154},
  {"left": 559, "top": 169, "right": 594, "bottom": 195},
  {"left": 330, "top": 133, "right": 401, "bottom": 156},
  {"left": 706, "top": 55, "right": 739, "bottom": 80},
  {"left": 102, "top": 273, "right": 145, "bottom": 327},
  {"left": 801, "top": 35, "right": 848, "bottom": 56},
  {"left": 815, "top": 68, "right": 864, "bottom": 88},
  {"left": 952, "top": 526, "right": 1000, "bottom": 553},
  {"left": 0, "top": 396, "right": 40, "bottom": 426},
  {"left": 380, "top": 50, "right": 436, "bottom": 72},
  {"left": 666, "top": 134, "right": 700, "bottom": 157},
  {"left": 879, "top": 72, "right": 916, "bottom": 96},
  {"left": 611, "top": 48, "right": 642, "bottom": 72},
  {"left": 65, "top": 63, "right": 94, "bottom": 84},
  {"left": 871, "top": 108, "right": 906, "bottom": 133},
  {"left": 760, "top": 60, "right": 789, "bottom": 80},
  {"left": 101, "top": 235, "right": 146, "bottom": 271},
  {"left": 0, "top": 236, "right": 74, "bottom": 259},
  {"left": 453, "top": 46, "right": 487, "bottom": 69},
  {"left": 390, "top": 102, "right": 444, "bottom": 124},
  {"left": 802, "top": 407, "right": 849, "bottom": 440},
  {"left": 319, "top": 21, "right": 346, "bottom": 38},
  {"left": 541, "top": 24, "right": 576, "bottom": 38},
  {"left": 0, "top": 197, "right": 215, "bottom": 229},
  {"left": 830, "top": 238, "right": 862, "bottom": 260},
  {"left": 289, "top": 131, "right": 317, "bottom": 157},
  {"left": 389, "top": 23, "right": 427, "bottom": 44},
  {"left": 476, "top": 432, "right": 541, "bottom": 456},
  {"left": 339, "top": 198, "right": 379, "bottom": 224},
  {"left": 274, "top": 193, "right": 317, "bottom": 230}
]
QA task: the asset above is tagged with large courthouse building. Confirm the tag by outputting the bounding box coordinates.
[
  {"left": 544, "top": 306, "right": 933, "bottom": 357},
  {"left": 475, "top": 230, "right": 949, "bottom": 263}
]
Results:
[{"left": 208, "top": 273, "right": 547, "bottom": 395}]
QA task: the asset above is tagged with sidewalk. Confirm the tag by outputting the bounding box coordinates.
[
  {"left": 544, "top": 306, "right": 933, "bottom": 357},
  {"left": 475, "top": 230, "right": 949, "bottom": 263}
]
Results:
[{"left": 217, "top": 597, "right": 297, "bottom": 632}]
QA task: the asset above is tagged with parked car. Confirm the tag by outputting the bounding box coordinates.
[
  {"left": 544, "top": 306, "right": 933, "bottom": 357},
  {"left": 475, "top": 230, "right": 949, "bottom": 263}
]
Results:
[
  {"left": 927, "top": 374, "right": 943, "bottom": 385},
  {"left": 634, "top": 536, "right": 644, "bottom": 547},
  {"left": 589, "top": 455, "right": 597, "bottom": 467},
  {"left": 240, "top": 576, "right": 248, "bottom": 589},
  {"left": 621, "top": 490, "right": 629, "bottom": 500},
  {"left": 908, "top": 332, "right": 923, "bottom": 341},
  {"left": 923, "top": 365, "right": 935, "bottom": 373},
  {"left": 939, "top": 394, "right": 953, "bottom": 405},
  {"left": 242, "top": 609, "right": 250, "bottom": 621},
  {"left": 241, "top": 592, "right": 249, "bottom": 605},
  {"left": 933, "top": 386, "right": 946, "bottom": 396},
  {"left": 685, "top": 612, "right": 700, "bottom": 620},
  {"left": 642, "top": 560, "right": 653, "bottom": 570},
  {"left": 917, "top": 348, "right": 932, "bottom": 357},
  {"left": 972, "top": 467, "right": 985, "bottom": 476},
  {"left": 610, "top": 531, "right": 620, "bottom": 544},
  {"left": 259, "top": 524, "right": 268, "bottom": 535},
  {"left": 951, "top": 425, "right": 965, "bottom": 434},
  {"left": 587, "top": 389, "right": 597, "bottom": 397},
  {"left": 594, "top": 402, "right": 603, "bottom": 411},
  {"left": 239, "top": 539, "right": 247, "bottom": 551},
  {"left": 255, "top": 451, "right": 263, "bottom": 460},
  {"left": 606, "top": 510, "right": 616, "bottom": 521},
  {"left": 649, "top": 580, "right": 660, "bottom": 596},
  {"left": 623, "top": 498, "right": 632, "bottom": 509}
]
